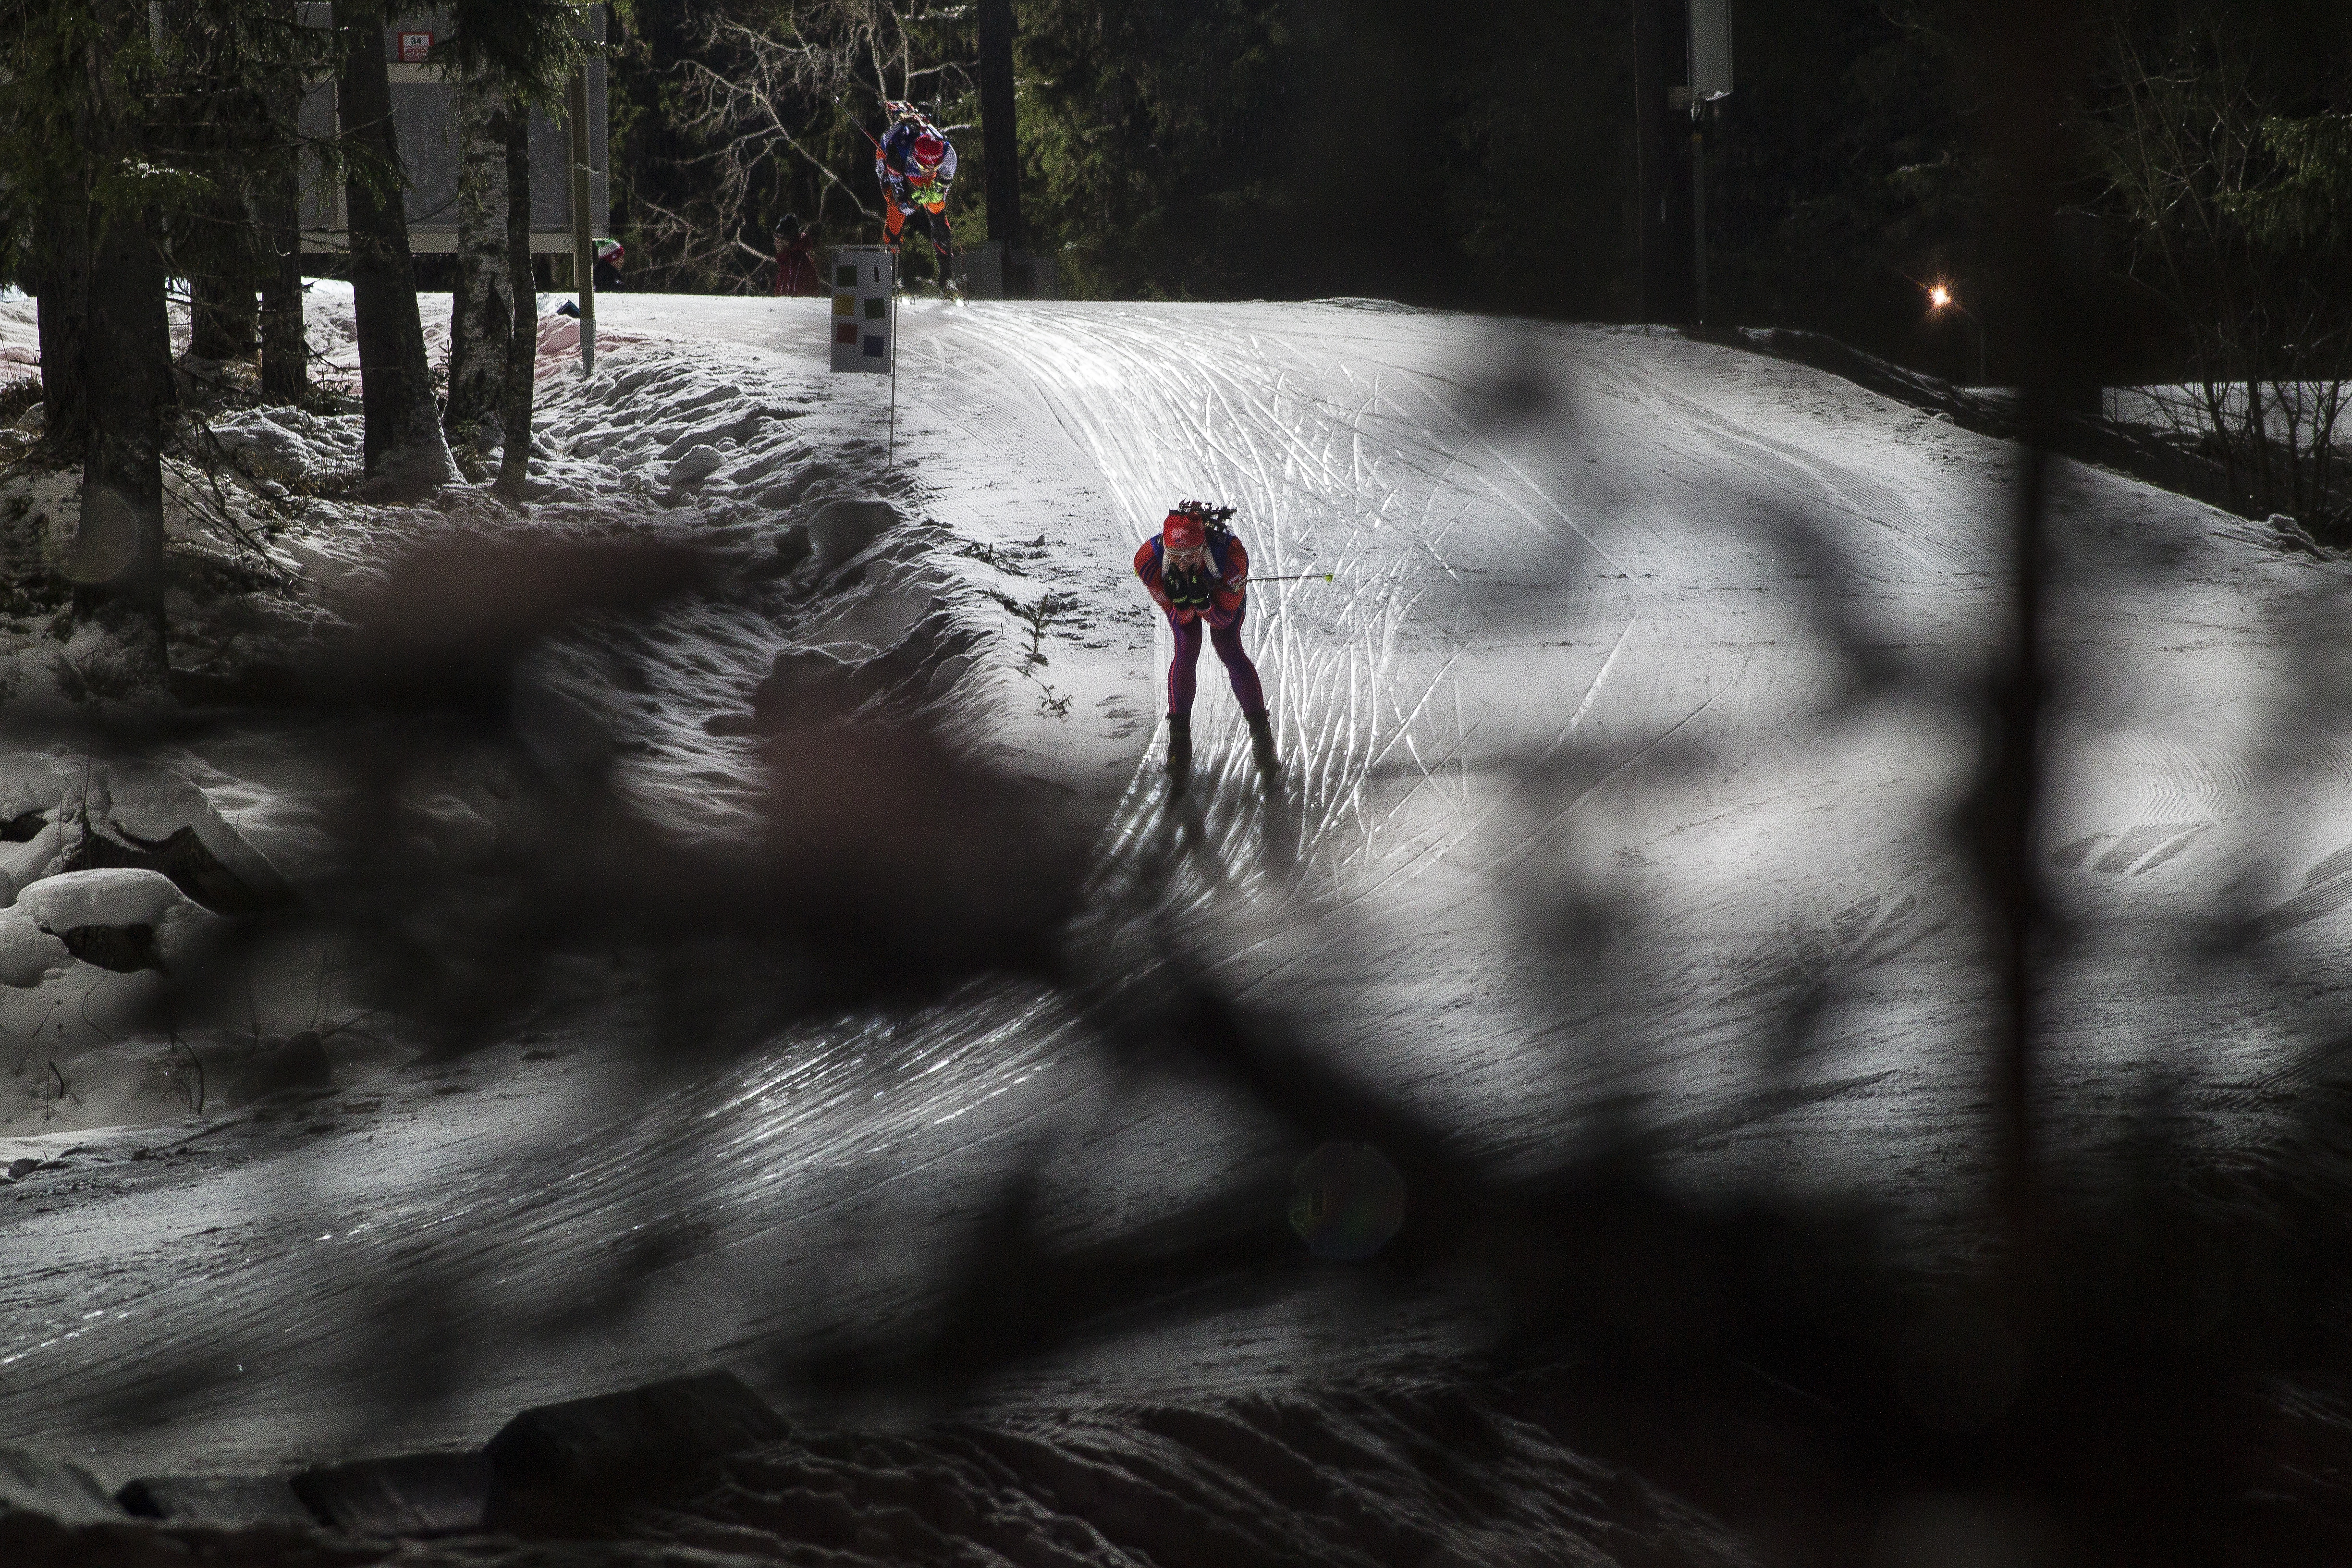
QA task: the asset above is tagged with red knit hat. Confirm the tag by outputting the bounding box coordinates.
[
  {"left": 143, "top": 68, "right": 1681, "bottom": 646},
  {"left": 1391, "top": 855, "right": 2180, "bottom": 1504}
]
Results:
[{"left": 1162, "top": 510, "right": 1206, "bottom": 551}]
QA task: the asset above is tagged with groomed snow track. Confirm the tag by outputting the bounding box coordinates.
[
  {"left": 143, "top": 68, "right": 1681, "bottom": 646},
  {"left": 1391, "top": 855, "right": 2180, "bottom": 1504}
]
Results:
[{"left": 4, "top": 296, "right": 2351, "bottom": 1561}]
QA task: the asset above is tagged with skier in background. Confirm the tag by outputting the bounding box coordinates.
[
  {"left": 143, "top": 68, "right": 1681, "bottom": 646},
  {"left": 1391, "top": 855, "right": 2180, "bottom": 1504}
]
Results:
[
  {"left": 873, "top": 105, "right": 957, "bottom": 292},
  {"left": 772, "top": 213, "right": 821, "bottom": 297},
  {"left": 592, "top": 237, "right": 625, "bottom": 291},
  {"left": 1134, "top": 502, "right": 1280, "bottom": 785}
]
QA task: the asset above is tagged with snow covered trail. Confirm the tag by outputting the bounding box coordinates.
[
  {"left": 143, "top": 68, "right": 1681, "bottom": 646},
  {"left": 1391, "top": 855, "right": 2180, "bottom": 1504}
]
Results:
[
  {"left": 4, "top": 296, "right": 2351, "bottom": 1496},
  {"left": 906, "top": 304, "right": 2352, "bottom": 1210},
  {"left": 903, "top": 303, "right": 2013, "bottom": 1202}
]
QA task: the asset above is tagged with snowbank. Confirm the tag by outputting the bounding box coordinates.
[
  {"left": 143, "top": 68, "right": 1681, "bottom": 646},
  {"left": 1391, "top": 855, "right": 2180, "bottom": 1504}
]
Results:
[
  {"left": 0, "top": 285, "right": 35, "bottom": 384},
  {"left": 0, "top": 283, "right": 1036, "bottom": 1135},
  {"left": 15, "top": 866, "right": 192, "bottom": 931}
]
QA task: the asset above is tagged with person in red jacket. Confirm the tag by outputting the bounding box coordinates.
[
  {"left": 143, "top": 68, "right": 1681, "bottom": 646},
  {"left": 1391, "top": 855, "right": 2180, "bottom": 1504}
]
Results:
[
  {"left": 1134, "top": 501, "right": 1279, "bottom": 783},
  {"left": 772, "top": 214, "right": 821, "bottom": 297}
]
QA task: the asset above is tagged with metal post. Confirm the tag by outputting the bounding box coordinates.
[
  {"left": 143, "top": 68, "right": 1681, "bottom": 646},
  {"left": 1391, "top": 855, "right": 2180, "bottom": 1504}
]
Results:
[
  {"left": 1691, "top": 114, "right": 1707, "bottom": 326},
  {"left": 1633, "top": 0, "right": 1685, "bottom": 323},
  {"left": 886, "top": 249, "right": 897, "bottom": 466},
  {"left": 566, "top": 67, "right": 595, "bottom": 376}
]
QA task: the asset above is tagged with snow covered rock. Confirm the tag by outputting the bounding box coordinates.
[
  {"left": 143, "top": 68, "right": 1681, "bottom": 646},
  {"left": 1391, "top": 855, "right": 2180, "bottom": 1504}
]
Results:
[
  {"left": 807, "top": 497, "right": 902, "bottom": 571},
  {"left": 205, "top": 404, "right": 365, "bottom": 478},
  {"left": 16, "top": 868, "right": 188, "bottom": 932},
  {"left": 290, "top": 1450, "right": 490, "bottom": 1538},
  {"left": 667, "top": 443, "right": 727, "bottom": 488},
  {"left": 746, "top": 612, "right": 980, "bottom": 726},
  {"left": 485, "top": 1372, "right": 790, "bottom": 1529},
  {"left": 0, "top": 750, "right": 74, "bottom": 825},
  {"left": 0, "top": 1447, "right": 126, "bottom": 1525},
  {"left": 0, "top": 909, "right": 69, "bottom": 987},
  {"left": 12, "top": 869, "right": 226, "bottom": 976},
  {"left": 0, "top": 750, "right": 286, "bottom": 915},
  {"left": 0, "top": 820, "right": 65, "bottom": 893}
]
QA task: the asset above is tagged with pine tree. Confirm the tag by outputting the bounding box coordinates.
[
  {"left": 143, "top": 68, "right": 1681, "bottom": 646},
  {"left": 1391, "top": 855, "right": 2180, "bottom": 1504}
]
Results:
[
  {"left": 69, "top": 0, "right": 175, "bottom": 692},
  {"left": 256, "top": 56, "right": 309, "bottom": 403},
  {"left": 0, "top": 0, "right": 182, "bottom": 689},
  {"left": 335, "top": 0, "right": 458, "bottom": 494},
  {"left": 496, "top": 101, "right": 538, "bottom": 500},
  {"left": 3, "top": 0, "right": 333, "bottom": 691},
  {"left": 445, "top": 60, "right": 516, "bottom": 448},
  {"left": 438, "top": 1, "right": 589, "bottom": 475}
]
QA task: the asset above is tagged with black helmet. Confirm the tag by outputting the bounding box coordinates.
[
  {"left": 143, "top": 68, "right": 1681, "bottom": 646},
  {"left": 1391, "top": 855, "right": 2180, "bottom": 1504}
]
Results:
[{"left": 774, "top": 213, "right": 802, "bottom": 240}]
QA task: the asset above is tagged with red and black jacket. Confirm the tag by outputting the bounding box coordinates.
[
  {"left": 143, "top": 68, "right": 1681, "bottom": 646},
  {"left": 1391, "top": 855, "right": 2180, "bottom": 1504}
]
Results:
[{"left": 1135, "top": 530, "right": 1249, "bottom": 624}]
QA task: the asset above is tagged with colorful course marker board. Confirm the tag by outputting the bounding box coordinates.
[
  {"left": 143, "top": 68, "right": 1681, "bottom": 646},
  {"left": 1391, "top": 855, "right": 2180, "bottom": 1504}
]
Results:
[{"left": 829, "top": 247, "right": 895, "bottom": 374}]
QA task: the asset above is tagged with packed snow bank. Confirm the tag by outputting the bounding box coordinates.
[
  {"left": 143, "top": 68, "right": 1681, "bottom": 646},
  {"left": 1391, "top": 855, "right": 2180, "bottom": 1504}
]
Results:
[
  {"left": 16, "top": 866, "right": 195, "bottom": 933},
  {"left": 0, "top": 285, "right": 1042, "bottom": 1135},
  {"left": 0, "top": 748, "right": 286, "bottom": 907},
  {"left": 639, "top": 1381, "right": 1753, "bottom": 1568},
  {"left": 7, "top": 291, "right": 2352, "bottom": 1563},
  {"left": 0, "top": 749, "right": 292, "bottom": 1123}
]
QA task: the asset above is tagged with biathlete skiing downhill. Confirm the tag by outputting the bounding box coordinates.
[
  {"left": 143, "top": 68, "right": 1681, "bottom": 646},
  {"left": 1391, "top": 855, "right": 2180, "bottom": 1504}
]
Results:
[
  {"left": 1135, "top": 502, "right": 1281, "bottom": 787},
  {"left": 873, "top": 103, "right": 957, "bottom": 293}
]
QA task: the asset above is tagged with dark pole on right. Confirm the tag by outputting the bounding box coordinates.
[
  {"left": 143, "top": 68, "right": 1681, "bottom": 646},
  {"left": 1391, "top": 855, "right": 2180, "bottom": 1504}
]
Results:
[
  {"left": 1691, "top": 114, "right": 1706, "bottom": 326},
  {"left": 977, "top": 0, "right": 1024, "bottom": 291},
  {"left": 1686, "top": 0, "right": 1732, "bottom": 329},
  {"left": 1632, "top": 0, "right": 1688, "bottom": 324},
  {"left": 566, "top": 65, "right": 595, "bottom": 374}
]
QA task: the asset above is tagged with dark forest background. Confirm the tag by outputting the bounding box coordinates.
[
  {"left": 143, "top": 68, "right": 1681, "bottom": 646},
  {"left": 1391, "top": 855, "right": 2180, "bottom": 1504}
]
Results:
[
  {"left": 612, "top": 0, "right": 2352, "bottom": 387},
  {"left": 0, "top": 0, "right": 2344, "bottom": 549}
]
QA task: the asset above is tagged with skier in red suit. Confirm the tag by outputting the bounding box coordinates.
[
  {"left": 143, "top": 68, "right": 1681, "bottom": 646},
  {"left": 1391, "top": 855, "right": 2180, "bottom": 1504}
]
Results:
[{"left": 1133, "top": 502, "right": 1279, "bottom": 782}]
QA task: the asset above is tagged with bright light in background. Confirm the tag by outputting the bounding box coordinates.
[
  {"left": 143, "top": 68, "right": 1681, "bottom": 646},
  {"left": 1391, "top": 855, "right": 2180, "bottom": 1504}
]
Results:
[{"left": 1928, "top": 284, "right": 1952, "bottom": 311}]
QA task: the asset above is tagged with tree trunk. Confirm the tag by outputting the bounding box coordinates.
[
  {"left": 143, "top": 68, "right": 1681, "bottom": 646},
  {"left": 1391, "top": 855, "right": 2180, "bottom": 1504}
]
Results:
[
  {"left": 445, "top": 61, "right": 514, "bottom": 447},
  {"left": 258, "top": 66, "right": 308, "bottom": 402},
  {"left": 71, "top": 0, "right": 173, "bottom": 695},
  {"left": 34, "top": 196, "right": 90, "bottom": 455},
  {"left": 187, "top": 182, "right": 261, "bottom": 363},
  {"left": 977, "top": 0, "right": 1022, "bottom": 256},
  {"left": 187, "top": 275, "right": 260, "bottom": 363},
  {"left": 495, "top": 99, "right": 537, "bottom": 501},
  {"left": 335, "top": 0, "right": 456, "bottom": 494}
]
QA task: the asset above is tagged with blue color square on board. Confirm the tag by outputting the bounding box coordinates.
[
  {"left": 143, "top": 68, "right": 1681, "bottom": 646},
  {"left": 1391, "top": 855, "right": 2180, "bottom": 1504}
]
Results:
[{"left": 864, "top": 335, "right": 886, "bottom": 356}]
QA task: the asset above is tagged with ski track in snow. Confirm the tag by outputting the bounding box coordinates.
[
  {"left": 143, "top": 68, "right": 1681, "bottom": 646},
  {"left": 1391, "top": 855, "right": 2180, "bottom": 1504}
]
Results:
[{"left": 6, "top": 295, "right": 2352, "bottom": 1540}]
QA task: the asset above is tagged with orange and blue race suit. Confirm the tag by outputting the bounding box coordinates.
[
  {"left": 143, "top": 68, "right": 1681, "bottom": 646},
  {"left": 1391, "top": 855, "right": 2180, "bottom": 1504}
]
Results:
[{"left": 877, "top": 121, "right": 956, "bottom": 218}]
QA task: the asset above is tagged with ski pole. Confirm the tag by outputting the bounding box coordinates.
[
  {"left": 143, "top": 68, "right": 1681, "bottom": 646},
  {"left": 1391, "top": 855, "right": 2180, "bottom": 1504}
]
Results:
[{"left": 1248, "top": 572, "right": 1334, "bottom": 583}]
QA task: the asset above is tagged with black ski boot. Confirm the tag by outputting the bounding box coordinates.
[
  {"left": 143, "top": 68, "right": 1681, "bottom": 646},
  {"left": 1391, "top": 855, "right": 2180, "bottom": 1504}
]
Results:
[
  {"left": 1247, "top": 712, "right": 1280, "bottom": 782},
  {"left": 1165, "top": 714, "right": 1192, "bottom": 783}
]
